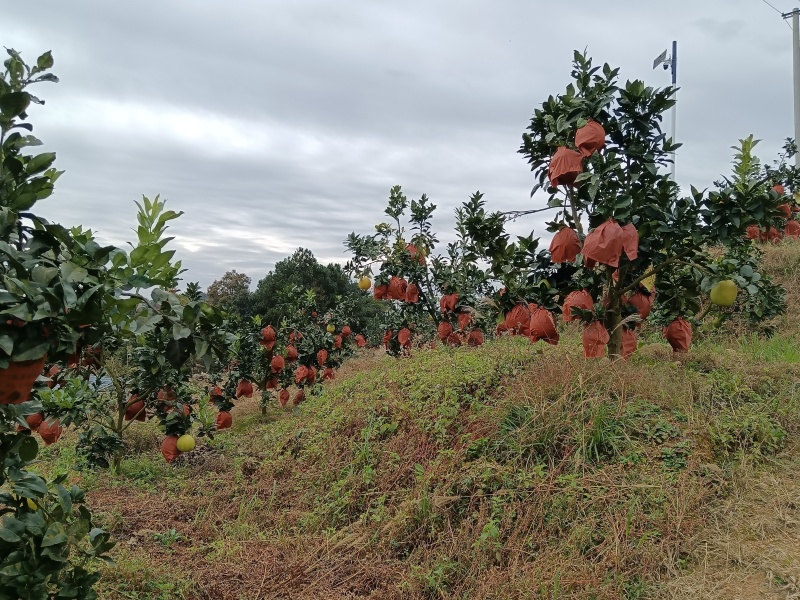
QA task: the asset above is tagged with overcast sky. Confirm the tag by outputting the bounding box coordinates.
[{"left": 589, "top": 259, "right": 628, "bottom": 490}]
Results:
[{"left": 2, "top": 0, "right": 795, "bottom": 289}]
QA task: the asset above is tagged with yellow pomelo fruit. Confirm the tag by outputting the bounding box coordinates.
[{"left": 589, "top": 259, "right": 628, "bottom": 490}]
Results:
[
  {"left": 176, "top": 434, "right": 195, "bottom": 453},
  {"left": 326, "top": 324, "right": 336, "bottom": 334},
  {"left": 358, "top": 276, "right": 371, "bottom": 290},
  {"left": 710, "top": 280, "right": 738, "bottom": 307}
]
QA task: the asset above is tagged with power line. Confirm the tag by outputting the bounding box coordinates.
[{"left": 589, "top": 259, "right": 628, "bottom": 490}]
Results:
[{"left": 760, "top": 0, "right": 793, "bottom": 27}]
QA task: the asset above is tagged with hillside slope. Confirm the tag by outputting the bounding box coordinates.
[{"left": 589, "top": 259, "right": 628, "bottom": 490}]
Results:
[{"left": 38, "top": 243, "right": 800, "bottom": 600}]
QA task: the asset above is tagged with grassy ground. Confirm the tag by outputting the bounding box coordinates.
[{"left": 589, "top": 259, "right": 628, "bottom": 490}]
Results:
[{"left": 32, "top": 242, "right": 800, "bottom": 599}]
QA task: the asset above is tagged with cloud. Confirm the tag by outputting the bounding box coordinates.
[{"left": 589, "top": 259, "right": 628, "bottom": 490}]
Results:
[{"left": 2, "top": 0, "right": 796, "bottom": 287}]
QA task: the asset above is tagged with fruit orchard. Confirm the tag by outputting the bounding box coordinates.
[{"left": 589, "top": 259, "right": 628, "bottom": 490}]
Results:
[{"left": 0, "top": 44, "right": 797, "bottom": 600}]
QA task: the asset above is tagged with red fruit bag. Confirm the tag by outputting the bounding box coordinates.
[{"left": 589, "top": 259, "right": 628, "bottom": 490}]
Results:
[
  {"left": 355, "top": 334, "right": 367, "bottom": 348},
  {"left": 458, "top": 312, "right": 472, "bottom": 331},
  {"left": 437, "top": 321, "right": 453, "bottom": 341},
  {"left": 627, "top": 289, "right": 654, "bottom": 323},
  {"left": 467, "top": 329, "right": 484, "bottom": 347},
  {"left": 785, "top": 220, "right": 800, "bottom": 239},
  {"left": 440, "top": 293, "right": 459, "bottom": 313},
  {"left": 236, "top": 380, "right": 253, "bottom": 398},
  {"left": 295, "top": 365, "right": 309, "bottom": 385},
  {"left": 216, "top": 411, "right": 233, "bottom": 430},
  {"left": 278, "top": 389, "right": 290, "bottom": 407},
  {"left": 286, "top": 345, "right": 298, "bottom": 362},
  {"left": 575, "top": 120, "right": 606, "bottom": 157},
  {"left": 341, "top": 325, "right": 352, "bottom": 338},
  {"left": 374, "top": 284, "right": 388, "bottom": 300},
  {"left": 317, "top": 349, "right": 328, "bottom": 367},
  {"left": 582, "top": 219, "right": 624, "bottom": 268},
  {"left": 397, "top": 328, "right": 412, "bottom": 347},
  {"left": 529, "top": 308, "right": 559, "bottom": 345},
  {"left": 387, "top": 276, "right": 408, "bottom": 300},
  {"left": 582, "top": 321, "right": 609, "bottom": 358},
  {"left": 323, "top": 367, "right": 335, "bottom": 381},
  {"left": 504, "top": 303, "right": 533, "bottom": 336},
  {"left": 405, "top": 283, "right": 420, "bottom": 304},
  {"left": 271, "top": 355, "right": 285, "bottom": 373},
  {"left": 664, "top": 318, "right": 692, "bottom": 353},
  {"left": 620, "top": 223, "right": 639, "bottom": 261},
  {"left": 293, "top": 389, "right": 306, "bottom": 406},
  {"left": 161, "top": 435, "right": 180, "bottom": 463},
  {"left": 548, "top": 146, "right": 584, "bottom": 187},
  {"left": 549, "top": 227, "right": 582, "bottom": 263},
  {"left": 562, "top": 290, "right": 594, "bottom": 322},
  {"left": 125, "top": 397, "right": 146, "bottom": 422},
  {"left": 622, "top": 328, "right": 637, "bottom": 360}
]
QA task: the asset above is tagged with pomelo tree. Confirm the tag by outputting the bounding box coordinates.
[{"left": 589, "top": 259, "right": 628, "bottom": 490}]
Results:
[
  {"left": 345, "top": 186, "right": 493, "bottom": 355},
  {"left": 462, "top": 51, "right": 783, "bottom": 357},
  {"left": 0, "top": 47, "right": 233, "bottom": 596}
]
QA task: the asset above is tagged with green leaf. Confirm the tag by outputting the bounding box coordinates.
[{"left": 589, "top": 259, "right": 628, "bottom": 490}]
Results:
[
  {"left": 25, "top": 152, "right": 56, "bottom": 176},
  {"left": 0, "top": 91, "right": 31, "bottom": 118},
  {"left": 41, "top": 522, "right": 68, "bottom": 547},
  {"left": 61, "top": 262, "right": 88, "bottom": 283},
  {"left": 36, "top": 50, "right": 54, "bottom": 71}
]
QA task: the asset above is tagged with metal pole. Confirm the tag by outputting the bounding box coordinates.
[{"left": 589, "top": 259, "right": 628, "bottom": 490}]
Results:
[
  {"left": 671, "top": 40, "right": 677, "bottom": 180},
  {"left": 793, "top": 12, "right": 800, "bottom": 167}
]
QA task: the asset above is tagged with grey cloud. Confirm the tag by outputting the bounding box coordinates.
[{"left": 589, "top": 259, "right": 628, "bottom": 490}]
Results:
[{"left": 1, "top": 0, "right": 797, "bottom": 288}]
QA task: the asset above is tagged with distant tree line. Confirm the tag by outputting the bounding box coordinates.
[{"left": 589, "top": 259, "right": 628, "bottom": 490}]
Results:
[{"left": 199, "top": 248, "right": 382, "bottom": 335}]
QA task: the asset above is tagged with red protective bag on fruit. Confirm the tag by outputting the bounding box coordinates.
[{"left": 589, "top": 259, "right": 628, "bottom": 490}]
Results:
[
  {"left": 387, "top": 276, "right": 408, "bottom": 300},
  {"left": 323, "top": 367, "right": 335, "bottom": 381},
  {"left": 504, "top": 303, "right": 533, "bottom": 336},
  {"left": 355, "top": 334, "right": 367, "bottom": 348},
  {"left": 582, "top": 219, "right": 624, "bottom": 268},
  {"left": 575, "top": 119, "right": 606, "bottom": 157},
  {"left": 785, "top": 220, "right": 800, "bottom": 239},
  {"left": 334, "top": 335, "right": 343, "bottom": 349},
  {"left": 620, "top": 223, "right": 639, "bottom": 261},
  {"left": 582, "top": 321, "right": 609, "bottom": 358},
  {"left": 397, "top": 328, "right": 412, "bottom": 347},
  {"left": 467, "top": 329, "right": 484, "bottom": 347},
  {"left": 278, "top": 389, "right": 290, "bottom": 407},
  {"left": 383, "top": 330, "right": 393, "bottom": 349},
  {"left": 746, "top": 225, "right": 760, "bottom": 240},
  {"left": 627, "top": 289, "right": 654, "bottom": 323},
  {"left": 265, "top": 377, "right": 278, "bottom": 389},
  {"left": 622, "top": 328, "right": 638, "bottom": 360},
  {"left": 293, "top": 389, "right": 306, "bottom": 406},
  {"left": 458, "top": 312, "right": 471, "bottom": 331},
  {"left": 286, "top": 345, "right": 298, "bottom": 362},
  {"left": 25, "top": 412, "right": 43, "bottom": 431},
  {"left": 317, "top": 349, "right": 328, "bottom": 367},
  {"left": 549, "top": 227, "right": 582, "bottom": 263},
  {"left": 562, "top": 290, "right": 594, "bottom": 322},
  {"left": 306, "top": 366, "right": 317, "bottom": 384},
  {"left": 405, "top": 283, "right": 419, "bottom": 304},
  {"left": 374, "top": 284, "right": 388, "bottom": 300},
  {"left": 664, "top": 318, "right": 692, "bottom": 353},
  {"left": 341, "top": 325, "right": 352, "bottom": 338},
  {"left": 260, "top": 325, "right": 276, "bottom": 350},
  {"left": 446, "top": 333, "right": 462, "bottom": 347},
  {"left": 295, "top": 365, "right": 309, "bottom": 385},
  {"left": 125, "top": 397, "right": 146, "bottom": 422},
  {"left": 236, "top": 379, "right": 253, "bottom": 398},
  {"left": 406, "top": 243, "right": 426, "bottom": 265},
  {"left": 271, "top": 355, "right": 285, "bottom": 373},
  {"left": 440, "top": 293, "right": 459, "bottom": 313},
  {"left": 437, "top": 321, "right": 453, "bottom": 341},
  {"left": 216, "top": 411, "right": 232, "bottom": 430},
  {"left": 548, "top": 146, "right": 584, "bottom": 188},
  {"left": 161, "top": 435, "right": 180, "bottom": 463},
  {"left": 778, "top": 203, "right": 792, "bottom": 218},
  {"left": 773, "top": 183, "right": 785, "bottom": 195},
  {"left": 529, "top": 308, "right": 559, "bottom": 345}
]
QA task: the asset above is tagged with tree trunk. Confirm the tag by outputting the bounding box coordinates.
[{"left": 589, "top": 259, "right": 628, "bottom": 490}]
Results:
[{"left": 606, "top": 293, "right": 623, "bottom": 358}]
